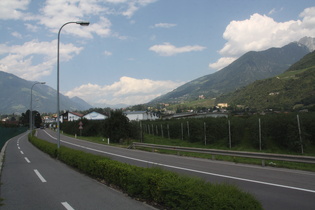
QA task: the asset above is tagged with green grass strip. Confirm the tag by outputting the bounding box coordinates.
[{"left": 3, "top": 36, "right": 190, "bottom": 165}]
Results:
[{"left": 29, "top": 135, "right": 262, "bottom": 209}]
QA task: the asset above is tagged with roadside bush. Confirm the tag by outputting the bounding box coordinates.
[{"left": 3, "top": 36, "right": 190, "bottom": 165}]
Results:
[
  {"left": 28, "top": 135, "right": 262, "bottom": 209},
  {"left": 29, "top": 134, "right": 57, "bottom": 158},
  {"left": 60, "top": 118, "right": 103, "bottom": 137}
]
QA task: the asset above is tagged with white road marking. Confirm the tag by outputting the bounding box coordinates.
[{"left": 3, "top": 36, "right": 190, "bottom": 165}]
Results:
[
  {"left": 61, "top": 202, "right": 75, "bottom": 210},
  {"left": 34, "top": 169, "right": 47, "bottom": 183},
  {"left": 43, "top": 130, "right": 315, "bottom": 194},
  {"left": 24, "top": 157, "right": 30, "bottom": 163},
  {"left": 18, "top": 147, "right": 20, "bottom": 150},
  {"left": 20, "top": 151, "right": 24, "bottom": 155}
]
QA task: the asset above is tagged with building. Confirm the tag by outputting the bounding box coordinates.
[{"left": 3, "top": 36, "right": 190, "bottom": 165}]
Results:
[
  {"left": 124, "top": 111, "right": 159, "bottom": 121},
  {"left": 217, "top": 103, "right": 228, "bottom": 108},
  {"left": 83, "top": 111, "right": 107, "bottom": 120},
  {"left": 61, "top": 111, "right": 83, "bottom": 123}
]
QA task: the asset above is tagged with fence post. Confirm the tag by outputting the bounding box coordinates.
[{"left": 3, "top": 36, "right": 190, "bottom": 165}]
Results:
[
  {"left": 187, "top": 121, "right": 190, "bottom": 141},
  {"left": 259, "top": 118, "right": 262, "bottom": 151},
  {"left": 140, "top": 121, "right": 143, "bottom": 142},
  {"left": 167, "top": 124, "right": 170, "bottom": 139},
  {"left": 297, "top": 114, "right": 303, "bottom": 154},
  {"left": 204, "top": 122, "right": 207, "bottom": 146},
  {"left": 156, "top": 125, "right": 158, "bottom": 136},
  {"left": 181, "top": 123, "right": 183, "bottom": 140},
  {"left": 228, "top": 120, "right": 231, "bottom": 149},
  {"left": 161, "top": 124, "right": 164, "bottom": 138}
]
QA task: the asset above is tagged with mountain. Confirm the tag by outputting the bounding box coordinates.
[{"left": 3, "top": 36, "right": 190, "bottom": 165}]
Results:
[
  {"left": 217, "top": 50, "right": 315, "bottom": 111},
  {"left": 0, "top": 71, "right": 93, "bottom": 114},
  {"left": 70, "top": 96, "right": 93, "bottom": 110},
  {"left": 150, "top": 37, "right": 314, "bottom": 104},
  {"left": 299, "top": 36, "right": 315, "bottom": 51}
]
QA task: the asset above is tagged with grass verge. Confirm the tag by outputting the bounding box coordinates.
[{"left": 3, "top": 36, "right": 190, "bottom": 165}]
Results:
[
  {"left": 29, "top": 134, "right": 262, "bottom": 209},
  {"left": 140, "top": 134, "right": 315, "bottom": 172}
]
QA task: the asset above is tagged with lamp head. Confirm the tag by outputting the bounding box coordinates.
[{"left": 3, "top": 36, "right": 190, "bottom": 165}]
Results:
[{"left": 76, "top": 21, "right": 90, "bottom": 26}]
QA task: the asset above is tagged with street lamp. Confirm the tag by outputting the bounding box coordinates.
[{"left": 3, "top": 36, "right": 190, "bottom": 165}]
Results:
[
  {"left": 30, "top": 82, "right": 45, "bottom": 135},
  {"left": 56, "top": 21, "right": 90, "bottom": 148}
]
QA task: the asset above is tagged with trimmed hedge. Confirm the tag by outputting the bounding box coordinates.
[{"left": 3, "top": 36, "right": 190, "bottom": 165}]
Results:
[{"left": 29, "top": 135, "right": 262, "bottom": 209}]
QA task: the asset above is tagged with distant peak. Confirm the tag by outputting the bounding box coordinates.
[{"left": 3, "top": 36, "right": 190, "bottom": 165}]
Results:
[{"left": 298, "top": 36, "right": 315, "bottom": 52}]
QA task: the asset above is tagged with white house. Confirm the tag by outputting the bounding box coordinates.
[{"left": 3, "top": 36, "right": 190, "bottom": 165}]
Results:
[
  {"left": 124, "top": 111, "right": 159, "bottom": 121},
  {"left": 83, "top": 111, "right": 107, "bottom": 120},
  {"left": 61, "top": 111, "right": 83, "bottom": 123}
]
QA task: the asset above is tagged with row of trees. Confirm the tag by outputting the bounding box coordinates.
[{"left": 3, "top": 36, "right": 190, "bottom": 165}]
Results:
[{"left": 141, "top": 113, "right": 315, "bottom": 153}]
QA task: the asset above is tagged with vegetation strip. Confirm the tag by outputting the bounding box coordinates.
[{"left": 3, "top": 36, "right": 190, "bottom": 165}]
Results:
[
  {"left": 132, "top": 142, "right": 315, "bottom": 164},
  {"left": 29, "top": 134, "right": 262, "bottom": 209}
]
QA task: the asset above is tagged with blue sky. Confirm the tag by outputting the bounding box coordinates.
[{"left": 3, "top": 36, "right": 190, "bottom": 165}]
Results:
[{"left": 1, "top": 0, "right": 315, "bottom": 107}]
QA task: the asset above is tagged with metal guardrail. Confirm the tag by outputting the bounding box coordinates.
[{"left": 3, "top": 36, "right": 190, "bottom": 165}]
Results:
[{"left": 130, "top": 142, "right": 315, "bottom": 165}]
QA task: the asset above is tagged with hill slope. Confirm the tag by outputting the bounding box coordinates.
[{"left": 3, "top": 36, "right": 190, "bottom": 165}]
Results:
[
  {"left": 217, "top": 51, "right": 315, "bottom": 111},
  {"left": 150, "top": 40, "right": 312, "bottom": 104},
  {"left": 0, "top": 71, "right": 93, "bottom": 114}
]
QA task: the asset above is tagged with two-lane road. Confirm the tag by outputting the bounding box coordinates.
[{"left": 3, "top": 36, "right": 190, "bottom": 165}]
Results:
[
  {"left": 38, "top": 128, "right": 315, "bottom": 210},
  {"left": 0, "top": 132, "right": 154, "bottom": 210}
]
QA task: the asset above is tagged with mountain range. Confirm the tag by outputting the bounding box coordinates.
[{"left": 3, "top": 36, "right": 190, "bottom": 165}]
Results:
[
  {"left": 149, "top": 37, "right": 315, "bottom": 104},
  {"left": 217, "top": 50, "right": 315, "bottom": 111},
  {"left": 0, "top": 71, "right": 92, "bottom": 114}
]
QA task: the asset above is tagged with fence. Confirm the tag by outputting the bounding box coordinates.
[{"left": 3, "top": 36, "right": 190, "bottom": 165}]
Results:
[
  {"left": 0, "top": 126, "right": 28, "bottom": 150},
  {"left": 140, "top": 113, "right": 315, "bottom": 154}
]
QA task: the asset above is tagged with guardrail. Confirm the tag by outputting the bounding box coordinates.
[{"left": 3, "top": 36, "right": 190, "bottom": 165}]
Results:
[{"left": 130, "top": 142, "right": 315, "bottom": 165}]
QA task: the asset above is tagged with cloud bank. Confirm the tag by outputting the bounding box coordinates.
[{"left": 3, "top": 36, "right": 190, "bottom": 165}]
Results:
[
  {"left": 64, "top": 76, "right": 184, "bottom": 106},
  {"left": 0, "top": 40, "right": 82, "bottom": 80}
]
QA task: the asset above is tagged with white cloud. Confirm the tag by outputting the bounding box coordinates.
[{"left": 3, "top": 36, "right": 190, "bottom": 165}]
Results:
[
  {"left": 104, "top": 50, "right": 112, "bottom": 56},
  {"left": 122, "top": 0, "right": 157, "bottom": 18},
  {"left": 11, "top": 32, "right": 22, "bottom": 39},
  {"left": 152, "top": 23, "right": 177, "bottom": 28},
  {"left": 33, "top": 0, "right": 156, "bottom": 39},
  {"left": 208, "top": 57, "right": 237, "bottom": 70},
  {"left": 149, "top": 42, "right": 206, "bottom": 56},
  {"left": 0, "top": 40, "right": 82, "bottom": 81},
  {"left": 209, "top": 7, "right": 315, "bottom": 70},
  {"left": 64, "top": 76, "right": 184, "bottom": 105},
  {"left": 25, "top": 23, "right": 39, "bottom": 32},
  {"left": 268, "top": 7, "right": 283, "bottom": 16},
  {"left": 37, "top": 0, "right": 111, "bottom": 39},
  {"left": 0, "top": 0, "right": 30, "bottom": 20}
]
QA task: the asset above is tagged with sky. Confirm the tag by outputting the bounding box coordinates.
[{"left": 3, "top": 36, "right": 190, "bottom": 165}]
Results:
[{"left": 1, "top": 0, "right": 315, "bottom": 107}]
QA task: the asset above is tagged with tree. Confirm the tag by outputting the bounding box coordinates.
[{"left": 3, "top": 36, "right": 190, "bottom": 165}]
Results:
[
  {"left": 19, "top": 110, "right": 42, "bottom": 128},
  {"left": 19, "top": 110, "right": 30, "bottom": 126},
  {"left": 102, "top": 110, "right": 133, "bottom": 143}
]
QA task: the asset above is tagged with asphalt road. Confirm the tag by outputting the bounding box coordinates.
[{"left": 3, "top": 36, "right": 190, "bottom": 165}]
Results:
[
  {"left": 0, "top": 132, "right": 154, "bottom": 210},
  {"left": 37, "top": 129, "right": 315, "bottom": 210}
]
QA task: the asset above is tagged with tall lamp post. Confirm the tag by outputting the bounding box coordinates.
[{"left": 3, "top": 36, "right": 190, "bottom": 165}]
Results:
[
  {"left": 30, "top": 82, "right": 45, "bottom": 135},
  {"left": 57, "top": 21, "right": 90, "bottom": 148}
]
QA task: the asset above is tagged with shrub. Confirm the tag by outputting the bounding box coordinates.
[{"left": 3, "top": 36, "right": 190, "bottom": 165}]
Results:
[
  {"left": 29, "top": 134, "right": 57, "bottom": 158},
  {"left": 28, "top": 135, "right": 262, "bottom": 210}
]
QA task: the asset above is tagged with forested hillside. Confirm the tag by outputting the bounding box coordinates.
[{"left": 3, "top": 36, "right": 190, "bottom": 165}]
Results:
[{"left": 217, "top": 51, "right": 315, "bottom": 111}]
